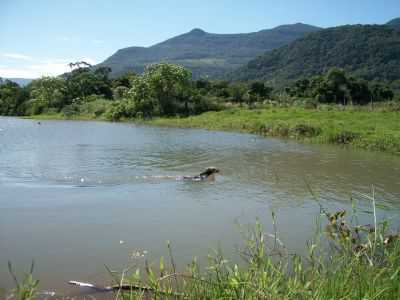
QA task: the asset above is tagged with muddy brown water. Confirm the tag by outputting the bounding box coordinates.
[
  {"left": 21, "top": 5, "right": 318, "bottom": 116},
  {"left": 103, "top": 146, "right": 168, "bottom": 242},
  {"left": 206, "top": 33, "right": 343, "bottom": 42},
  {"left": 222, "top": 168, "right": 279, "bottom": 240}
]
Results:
[{"left": 1, "top": 117, "right": 399, "bottom": 297}]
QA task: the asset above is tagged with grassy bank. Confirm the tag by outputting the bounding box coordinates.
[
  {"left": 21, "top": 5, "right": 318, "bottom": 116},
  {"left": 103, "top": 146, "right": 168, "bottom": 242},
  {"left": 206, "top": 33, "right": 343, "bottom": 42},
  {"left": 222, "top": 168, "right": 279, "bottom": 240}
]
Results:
[
  {"left": 4, "top": 207, "right": 400, "bottom": 299},
  {"left": 23, "top": 102, "right": 400, "bottom": 155},
  {"left": 148, "top": 106, "right": 400, "bottom": 154}
]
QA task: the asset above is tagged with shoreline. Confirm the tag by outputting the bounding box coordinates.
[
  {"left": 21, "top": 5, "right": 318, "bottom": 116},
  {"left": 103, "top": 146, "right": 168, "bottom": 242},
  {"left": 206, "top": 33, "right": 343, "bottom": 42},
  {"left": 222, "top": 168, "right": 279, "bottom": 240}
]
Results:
[{"left": 23, "top": 106, "right": 400, "bottom": 155}]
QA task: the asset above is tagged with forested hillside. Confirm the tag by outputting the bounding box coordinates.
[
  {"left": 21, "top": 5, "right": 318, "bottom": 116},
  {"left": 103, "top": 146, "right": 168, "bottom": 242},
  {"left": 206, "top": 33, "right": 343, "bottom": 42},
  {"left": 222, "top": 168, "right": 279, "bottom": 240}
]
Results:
[
  {"left": 98, "top": 23, "right": 321, "bottom": 78},
  {"left": 230, "top": 25, "right": 400, "bottom": 88}
]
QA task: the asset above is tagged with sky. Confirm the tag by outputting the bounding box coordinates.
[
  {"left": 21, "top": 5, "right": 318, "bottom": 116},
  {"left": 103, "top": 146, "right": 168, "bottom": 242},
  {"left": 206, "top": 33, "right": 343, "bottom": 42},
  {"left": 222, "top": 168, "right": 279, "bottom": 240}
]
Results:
[{"left": 0, "top": 0, "right": 399, "bottom": 79}]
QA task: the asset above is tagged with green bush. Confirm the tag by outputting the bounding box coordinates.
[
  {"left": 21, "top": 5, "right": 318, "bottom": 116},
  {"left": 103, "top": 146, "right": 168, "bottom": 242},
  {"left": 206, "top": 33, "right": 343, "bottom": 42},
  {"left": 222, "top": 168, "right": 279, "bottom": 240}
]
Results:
[
  {"left": 105, "top": 102, "right": 126, "bottom": 121},
  {"left": 327, "top": 130, "right": 359, "bottom": 144},
  {"left": 291, "top": 123, "right": 322, "bottom": 138},
  {"left": 192, "top": 95, "right": 222, "bottom": 114},
  {"left": 61, "top": 103, "right": 80, "bottom": 118}
]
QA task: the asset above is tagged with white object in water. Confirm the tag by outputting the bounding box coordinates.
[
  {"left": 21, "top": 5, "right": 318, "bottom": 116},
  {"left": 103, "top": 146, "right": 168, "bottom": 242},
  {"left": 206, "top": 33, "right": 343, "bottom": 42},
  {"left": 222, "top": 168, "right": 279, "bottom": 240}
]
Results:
[
  {"left": 119, "top": 240, "right": 124, "bottom": 244},
  {"left": 68, "top": 280, "right": 113, "bottom": 292},
  {"left": 39, "top": 291, "right": 56, "bottom": 296},
  {"left": 68, "top": 281, "right": 96, "bottom": 288},
  {"left": 80, "top": 178, "right": 85, "bottom": 183}
]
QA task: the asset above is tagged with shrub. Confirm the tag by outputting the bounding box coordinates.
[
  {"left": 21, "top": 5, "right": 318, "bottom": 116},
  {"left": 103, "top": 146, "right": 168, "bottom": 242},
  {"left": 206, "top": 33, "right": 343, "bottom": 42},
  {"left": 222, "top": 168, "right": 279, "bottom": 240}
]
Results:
[
  {"left": 328, "top": 130, "right": 359, "bottom": 144},
  {"left": 61, "top": 103, "right": 80, "bottom": 118},
  {"left": 291, "top": 123, "right": 322, "bottom": 138},
  {"left": 192, "top": 95, "right": 222, "bottom": 115},
  {"left": 105, "top": 102, "right": 126, "bottom": 121}
]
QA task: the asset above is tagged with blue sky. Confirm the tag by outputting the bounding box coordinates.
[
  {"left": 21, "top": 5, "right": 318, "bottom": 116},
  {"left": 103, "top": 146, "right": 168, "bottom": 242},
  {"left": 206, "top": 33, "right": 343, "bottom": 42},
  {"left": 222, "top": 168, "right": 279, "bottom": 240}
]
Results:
[{"left": 1, "top": 0, "right": 399, "bottom": 78}]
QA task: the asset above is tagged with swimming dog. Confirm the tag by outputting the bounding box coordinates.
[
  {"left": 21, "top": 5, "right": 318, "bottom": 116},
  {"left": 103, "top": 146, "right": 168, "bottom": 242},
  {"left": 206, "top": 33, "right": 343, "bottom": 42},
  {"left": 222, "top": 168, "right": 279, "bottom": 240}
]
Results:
[{"left": 183, "top": 167, "right": 220, "bottom": 181}]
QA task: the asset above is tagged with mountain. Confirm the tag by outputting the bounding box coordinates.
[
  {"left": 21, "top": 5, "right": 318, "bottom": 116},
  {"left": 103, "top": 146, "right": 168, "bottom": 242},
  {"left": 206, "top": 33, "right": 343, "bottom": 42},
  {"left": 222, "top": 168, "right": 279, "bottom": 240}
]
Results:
[
  {"left": 98, "top": 23, "right": 321, "bottom": 78},
  {"left": 387, "top": 18, "right": 400, "bottom": 30},
  {"left": 0, "top": 78, "right": 32, "bottom": 86},
  {"left": 230, "top": 24, "right": 400, "bottom": 85}
]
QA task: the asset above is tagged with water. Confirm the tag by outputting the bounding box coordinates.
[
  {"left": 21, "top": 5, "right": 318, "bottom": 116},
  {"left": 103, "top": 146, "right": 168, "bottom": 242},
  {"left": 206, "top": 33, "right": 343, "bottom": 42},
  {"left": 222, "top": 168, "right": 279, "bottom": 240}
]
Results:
[{"left": 1, "top": 117, "right": 400, "bottom": 295}]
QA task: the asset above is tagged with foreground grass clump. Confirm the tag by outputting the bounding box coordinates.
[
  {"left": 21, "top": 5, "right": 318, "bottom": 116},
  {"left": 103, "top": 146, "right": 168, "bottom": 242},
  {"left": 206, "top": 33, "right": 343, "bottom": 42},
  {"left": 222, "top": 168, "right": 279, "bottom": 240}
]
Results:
[
  {"left": 6, "top": 262, "right": 38, "bottom": 300},
  {"left": 5, "top": 206, "right": 400, "bottom": 299},
  {"left": 148, "top": 105, "right": 400, "bottom": 154},
  {"left": 104, "top": 209, "right": 400, "bottom": 300}
]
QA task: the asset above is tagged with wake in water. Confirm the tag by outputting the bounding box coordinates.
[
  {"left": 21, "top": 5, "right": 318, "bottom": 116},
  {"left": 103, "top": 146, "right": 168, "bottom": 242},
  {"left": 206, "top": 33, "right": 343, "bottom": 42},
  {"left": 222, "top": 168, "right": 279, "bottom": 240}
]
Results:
[
  {"left": 62, "top": 167, "right": 221, "bottom": 187},
  {"left": 140, "top": 166, "right": 220, "bottom": 182}
]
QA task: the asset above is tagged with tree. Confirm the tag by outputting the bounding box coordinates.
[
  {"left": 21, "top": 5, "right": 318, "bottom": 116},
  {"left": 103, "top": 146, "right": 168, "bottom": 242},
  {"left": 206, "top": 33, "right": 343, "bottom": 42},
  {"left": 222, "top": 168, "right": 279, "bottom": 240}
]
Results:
[
  {"left": 229, "top": 83, "right": 247, "bottom": 105},
  {"left": 65, "top": 63, "right": 113, "bottom": 100},
  {"left": 30, "top": 77, "right": 68, "bottom": 111},
  {"left": 112, "top": 72, "right": 137, "bottom": 88},
  {"left": 69, "top": 61, "right": 92, "bottom": 70},
  {"left": 249, "top": 82, "right": 271, "bottom": 99},
  {"left": 347, "top": 77, "right": 371, "bottom": 105},
  {"left": 288, "top": 68, "right": 395, "bottom": 105},
  {"left": 195, "top": 78, "right": 211, "bottom": 91},
  {"left": 0, "top": 80, "right": 29, "bottom": 115},
  {"left": 371, "top": 83, "right": 394, "bottom": 103},
  {"left": 325, "top": 68, "right": 348, "bottom": 104},
  {"left": 143, "top": 63, "right": 193, "bottom": 115},
  {"left": 113, "top": 86, "right": 129, "bottom": 100}
]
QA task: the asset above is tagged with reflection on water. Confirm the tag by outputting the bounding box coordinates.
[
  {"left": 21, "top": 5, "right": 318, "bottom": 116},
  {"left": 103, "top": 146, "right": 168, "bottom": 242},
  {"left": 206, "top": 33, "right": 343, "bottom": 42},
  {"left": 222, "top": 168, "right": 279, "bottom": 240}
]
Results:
[{"left": 0, "top": 117, "right": 399, "bottom": 294}]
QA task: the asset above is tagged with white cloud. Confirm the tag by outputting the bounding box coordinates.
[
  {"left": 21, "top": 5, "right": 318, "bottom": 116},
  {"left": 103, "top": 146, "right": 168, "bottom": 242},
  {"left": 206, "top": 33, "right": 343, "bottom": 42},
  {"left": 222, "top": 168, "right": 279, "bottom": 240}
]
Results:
[
  {"left": 0, "top": 57, "right": 97, "bottom": 78},
  {"left": 3, "top": 53, "right": 33, "bottom": 61},
  {"left": 0, "top": 67, "right": 38, "bottom": 78}
]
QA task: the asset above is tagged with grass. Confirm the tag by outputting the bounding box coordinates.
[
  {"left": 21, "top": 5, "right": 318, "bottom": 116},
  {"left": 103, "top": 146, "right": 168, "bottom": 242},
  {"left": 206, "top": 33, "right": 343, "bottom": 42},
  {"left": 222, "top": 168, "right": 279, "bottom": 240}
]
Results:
[
  {"left": 23, "top": 99, "right": 112, "bottom": 121},
  {"left": 5, "top": 197, "right": 400, "bottom": 299},
  {"left": 103, "top": 200, "right": 400, "bottom": 300},
  {"left": 147, "top": 105, "right": 400, "bottom": 155},
  {"left": 5, "top": 261, "right": 38, "bottom": 300},
  {"left": 23, "top": 101, "right": 400, "bottom": 154}
]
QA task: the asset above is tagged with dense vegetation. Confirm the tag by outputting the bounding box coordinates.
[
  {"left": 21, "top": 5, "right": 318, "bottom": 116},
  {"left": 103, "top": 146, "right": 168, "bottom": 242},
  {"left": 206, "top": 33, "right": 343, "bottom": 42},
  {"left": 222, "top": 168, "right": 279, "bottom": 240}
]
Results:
[
  {"left": 4, "top": 205, "right": 400, "bottom": 299},
  {"left": 1, "top": 64, "right": 395, "bottom": 117},
  {"left": 98, "top": 23, "right": 321, "bottom": 78},
  {"left": 285, "top": 68, "right": 394, "bottom": 105},
  {"left": 231, "top": 24, "right": 400, "bottom": 89}
]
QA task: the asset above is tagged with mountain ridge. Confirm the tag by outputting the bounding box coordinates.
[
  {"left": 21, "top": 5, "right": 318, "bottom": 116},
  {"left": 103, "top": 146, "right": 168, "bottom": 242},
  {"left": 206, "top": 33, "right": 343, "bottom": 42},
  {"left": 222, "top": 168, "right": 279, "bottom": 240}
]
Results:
[
  {"left": 98, "top": 23, "right": 322, "bottom": 78},
  {"left": 387, "top": 17, "right": 400, "bottom": 30},
  {"left": 229, "top": 23, "right": 400, "bottom": 86},
  {"left": 0, "top": 78, "right": 32, "bottom": 86}
]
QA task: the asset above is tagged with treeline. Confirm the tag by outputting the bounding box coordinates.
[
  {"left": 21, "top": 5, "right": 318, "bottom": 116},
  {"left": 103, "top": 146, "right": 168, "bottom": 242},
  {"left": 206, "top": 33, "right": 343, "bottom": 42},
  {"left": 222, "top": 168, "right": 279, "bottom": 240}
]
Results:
[
  {"left": 0, "top": 62, "right": 275, "bottom": 120},
  {"left": 0, "top": 63, "right": 397, "bottom": 120},
  {"left": 286, "top": 68, "right": 394, "bottom": 105},
  {"left": 0, "top": 62, "right": 114, "bottom": 116}
]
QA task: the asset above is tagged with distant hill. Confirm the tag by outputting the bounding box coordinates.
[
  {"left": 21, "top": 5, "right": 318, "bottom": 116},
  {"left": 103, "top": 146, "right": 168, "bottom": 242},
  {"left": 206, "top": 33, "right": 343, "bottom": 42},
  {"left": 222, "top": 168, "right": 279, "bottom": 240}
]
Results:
[
  {"left": 230, "top": 24, "right": 400, "bottom": 85},
  {"left": 98, "top": 23, "right": 321, "bottom": 78},
  {"left": 0, "top": 78, "right": 32, "bottom": 86},
  {"left": 387, "top": 18, "right": 400, "bottom": 30}
]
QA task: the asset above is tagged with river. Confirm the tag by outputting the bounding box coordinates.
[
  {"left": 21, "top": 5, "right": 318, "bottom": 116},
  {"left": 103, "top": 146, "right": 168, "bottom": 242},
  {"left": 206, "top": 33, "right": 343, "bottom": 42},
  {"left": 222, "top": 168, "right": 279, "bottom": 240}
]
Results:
[{"left": 1, "top": 117, "right": 399, "bottom": 295}]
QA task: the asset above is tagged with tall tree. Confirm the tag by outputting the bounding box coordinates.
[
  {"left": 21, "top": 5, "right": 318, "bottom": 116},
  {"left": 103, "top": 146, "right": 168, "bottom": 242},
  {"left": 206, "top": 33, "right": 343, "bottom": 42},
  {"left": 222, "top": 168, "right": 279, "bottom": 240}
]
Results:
[{"left": 143, "top": 63, "right": 192, "bottom": 115}]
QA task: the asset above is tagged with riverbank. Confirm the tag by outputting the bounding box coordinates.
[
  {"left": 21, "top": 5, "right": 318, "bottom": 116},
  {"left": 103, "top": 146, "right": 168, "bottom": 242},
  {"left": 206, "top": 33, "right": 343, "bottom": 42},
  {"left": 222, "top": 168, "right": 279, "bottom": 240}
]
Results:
[
  {"left": 25, "top": 104, "right": 400, "bottom": 155},
  {"left": 148, "top": 106, "right": 400, "bottom": 155}
]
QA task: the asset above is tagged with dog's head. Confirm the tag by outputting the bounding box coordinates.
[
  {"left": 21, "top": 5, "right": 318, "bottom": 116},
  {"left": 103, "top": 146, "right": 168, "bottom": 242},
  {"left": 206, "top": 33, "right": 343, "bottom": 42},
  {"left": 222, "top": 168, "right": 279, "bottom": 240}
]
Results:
[{"left": 204, "top": 167, "right": 220, "bottom": 175}]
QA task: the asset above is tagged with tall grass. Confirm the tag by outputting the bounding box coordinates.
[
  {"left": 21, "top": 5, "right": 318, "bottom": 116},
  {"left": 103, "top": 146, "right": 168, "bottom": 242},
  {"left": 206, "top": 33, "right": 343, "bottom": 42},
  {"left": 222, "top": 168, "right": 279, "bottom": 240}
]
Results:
[
  {"left": 105, "top": 205, "right": 400, "bottom": 300},
  {"left": 148, "top": 104, "right": 400, "bottom": 154},
  {"left": 6, "top": 205, "right": 400, "bottom": 299},
  {"left": 6, "top": 261, "right": 39, "bottom": 300}
]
